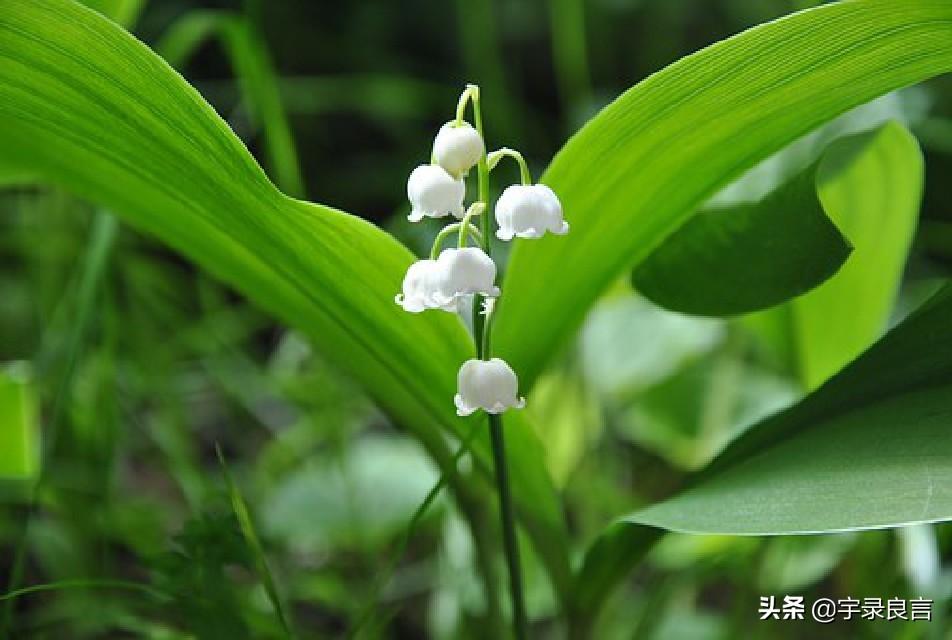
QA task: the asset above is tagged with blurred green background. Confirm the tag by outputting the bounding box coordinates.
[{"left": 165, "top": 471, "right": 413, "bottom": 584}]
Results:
[{"left": 2, "top": 0, "right": 952, "bottom": 638}]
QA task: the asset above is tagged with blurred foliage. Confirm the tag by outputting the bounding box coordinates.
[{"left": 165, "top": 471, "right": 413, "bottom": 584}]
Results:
[{"left": 2, "top": 0, "right": 952, "bottom": 638}]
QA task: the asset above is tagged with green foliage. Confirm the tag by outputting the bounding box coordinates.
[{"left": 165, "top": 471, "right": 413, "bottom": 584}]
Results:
[
  {"left": 494, "top": 0, "right": 952, "bottom": 388},
  {"left": 2, "top": 0, "right": 952, "bottom": 637},
  {"left": 632, "top": 138, "right": 854, "bottom": 317},
  {"left": 0, "top": 0, "right": 568, "bottom": 597},
  {"left": 152, "top": 511, "right": 254, "bottom": 639},
  {"left": 576, "top": 283, "right": 952, "bottom": 624},
  {"left": 756, "top": 122, "right": 925, "bottom": 388}
]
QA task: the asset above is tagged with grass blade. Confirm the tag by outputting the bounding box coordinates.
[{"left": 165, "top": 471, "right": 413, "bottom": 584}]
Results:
[{"left": 216, "top": 445, "right": 295, "bottom": 638}]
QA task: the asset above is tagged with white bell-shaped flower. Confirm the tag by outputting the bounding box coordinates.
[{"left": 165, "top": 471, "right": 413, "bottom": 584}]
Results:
[
  {"left": 455, "top": 358, "right": 526, "bottom": 416},
  {"left": 432, "top": 121, "right": 485, "bottom": 178},
  {"left": 406, "top": 165, "right": 465, "bottom": 222},
  {"left": 395, "top": 259, "right": 458, "bottom": 313},
  {"left": 495, "top": 184, "right": 569, "bottom": 241},
  {"left": 432, "top": 247, "right": 500, "bottom": 306}
]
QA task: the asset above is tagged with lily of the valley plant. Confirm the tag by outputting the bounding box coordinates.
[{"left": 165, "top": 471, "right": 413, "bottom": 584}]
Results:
[{"left": 396, "top": 84, "right": 569, "bottom": 638}]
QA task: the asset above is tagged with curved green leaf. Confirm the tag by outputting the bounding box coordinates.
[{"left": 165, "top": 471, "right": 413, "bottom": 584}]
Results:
[
  {"left": 574, "top": 282, "right": 952, "bottom": 624},
  {"left": 0, "top": 0, "right": 569, "bottom": 594},
  {"left": 632, "top": 152, "right": 852, "bottom": 317},
  {"left": 770, "top": 122, "right": 923, "bottom": 388},
  {"left": 494, "top": 0, "right": 952, "bottom": 387}
]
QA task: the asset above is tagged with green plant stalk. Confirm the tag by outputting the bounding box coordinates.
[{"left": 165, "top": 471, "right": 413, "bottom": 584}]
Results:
[
  {"left": 471, "top": 88, "right": 528, "bottom": 640},
  {"left": 457, "top": 203, "right": 486, "bottom": 249},
  {"left": 488, "top": 414, "right": 526, "bottom": 638}
]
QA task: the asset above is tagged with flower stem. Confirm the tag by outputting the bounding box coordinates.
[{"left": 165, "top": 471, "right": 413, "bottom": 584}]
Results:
[
  {"left": 488, "top": 413, "right": 527, "bottom": 639},
  {"left": 458, "top": 202, "right": 486, "bottom": 249},
  {"left": 468, "top": 84, "right": 529, "bottom": 640},
  {"left": 471, "top": 89, "right": 490, "bottom": 351},
  {"left": 487, "top": 147, "right": 533, "bottom": 186},
  {"left": 456, "top": 84, "right": 480, "bottom": 126},
  {"left": 431, "top": 222, "right": 482, "bottom": 260}
]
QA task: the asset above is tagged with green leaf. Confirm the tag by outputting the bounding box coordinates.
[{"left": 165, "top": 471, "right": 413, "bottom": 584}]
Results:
[
  {"left": 0, "top": 0, "right": 569, "bottom": 595},
  {"left": 494, "top": 0, "right": 952, "bottom": 387},
  {"left": 0, "top": 363, "right": 39, "bottom": 481},
  {"left": 574, "top": 282, "right": 952, "bottom": 623},
  {"left": 630, "top": 282, "right": 952, "bottom": 534},
  {"left": 631, "top": 147, "right": 853, "bottom": 318},
  {"left": 765, "top": 122, "right": 924, "bottom": 388}
]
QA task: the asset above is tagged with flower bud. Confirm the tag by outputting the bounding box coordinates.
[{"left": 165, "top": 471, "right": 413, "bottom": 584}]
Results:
[
  {"left": 407, "top": 164, "right": 465, "bottom": 222},
  {"left": 495, "top": 184, "right": 569, "bottom": 241},
  {"left": 432, "top": 121, "right": 485, "bottom": 178},
  {"left": 455, "top": 358, "right": 526, "bottom": 416},
  {"left": 395, "top": 259, "right": 457, "bottom": 313},
  {"left": 433, "top": 247, "right": 500, "bottom": 305}
]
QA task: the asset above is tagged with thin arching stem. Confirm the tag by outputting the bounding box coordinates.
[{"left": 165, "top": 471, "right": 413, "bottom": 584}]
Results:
[
  {"left": 430, "top": 222, "right": 483, "bottom": 260},
  {"left": 456, "top": 84, "right": 480, "bottom": 126},
  {"left": 487, "top": 147, "right": 533, "bottom": 185},
  {"left": 457, "top": 202, "right": 486, "bottom": 249}
]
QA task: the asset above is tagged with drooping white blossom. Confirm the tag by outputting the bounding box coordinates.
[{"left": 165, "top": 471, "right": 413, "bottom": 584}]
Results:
[
  {"left": 406, "top": 164, "right": 465, "bottom": 222},
  {"left": 432, "top": 121, "right": 485, "bottom": 178},
  {"left": 454, "top": 358, "right": 526, "bottom": 416},
  {"left": 433, "top": 247, "right": 500, "bottom": 305},
  {"left": 395, "top": 259, "right": 456, "bottom": 313},
  {"left": 495, "top": 184, "right": 569, "bottom": 241},
  {"left": 396, "top": 247, "right": 499, "bottom": 314}
]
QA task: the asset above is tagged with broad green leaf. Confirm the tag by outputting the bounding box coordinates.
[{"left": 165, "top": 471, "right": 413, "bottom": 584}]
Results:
[
  {"left": 0, "top": 0, "right": 569, "bottom": 594},
  {"left": 0, "top": 363, "right": 39, "bottom": 480},
  {"left": 494, "top": 0, "right": 952, "bottom": 387},
  {"left": 631, "top": 146, "right": 853, "bottom": 317},
  {"left": 156, "top": 10, "right": 305, "bottom": 197},
  {"left": 574, "top": 282, "right": 952, "bottom": 623},
  {"left": 631, "top": 283, "right": 952, "bottom": 533},
  {"left": 776, "top": 122, "right": 923, "bottom": 388}
]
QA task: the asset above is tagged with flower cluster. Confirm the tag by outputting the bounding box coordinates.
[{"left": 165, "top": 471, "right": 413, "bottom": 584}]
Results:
[{"left": 396, "top": 85, "right": 569, "bottom": 417}]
